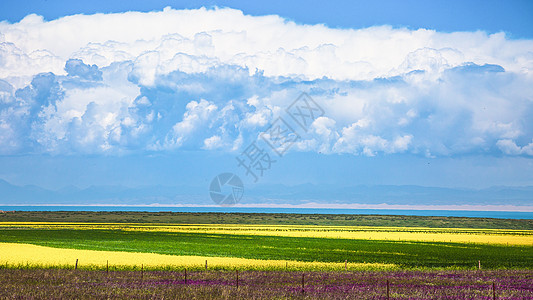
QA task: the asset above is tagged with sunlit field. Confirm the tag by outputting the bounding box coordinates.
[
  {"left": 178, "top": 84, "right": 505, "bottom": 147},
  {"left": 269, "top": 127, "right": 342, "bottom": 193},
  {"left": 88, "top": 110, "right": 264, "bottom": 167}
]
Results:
[
  {"left": 1, "top": 222, "right": 530, "bottom": 245},
  {"left": 0, "top": 243, "right": 394, "bottom": 270},
  {"left": 1, "top": 215, "right": 532, "bottom": 270},
  {"left": 0, "top": 212, "right": 531, "bottom": 299}
]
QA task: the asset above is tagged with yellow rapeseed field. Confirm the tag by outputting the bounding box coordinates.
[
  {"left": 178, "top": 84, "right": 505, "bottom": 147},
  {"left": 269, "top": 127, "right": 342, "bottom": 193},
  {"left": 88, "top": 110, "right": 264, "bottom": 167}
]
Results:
[
  {"left": 0, "top": 243, "right": 394, "bottom": 270},
  {"left": 1, "top": 223, "right": 531, "bottom": 245}
]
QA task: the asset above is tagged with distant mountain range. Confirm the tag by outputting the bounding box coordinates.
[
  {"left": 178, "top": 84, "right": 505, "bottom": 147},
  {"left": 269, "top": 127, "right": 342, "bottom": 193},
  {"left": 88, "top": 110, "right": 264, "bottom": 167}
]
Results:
[
  {"left": 1, "top": 179, "right": 532, "bottom": 207},
  {"left": 0, "top": 179, "right": 207, "bottom": 205}
]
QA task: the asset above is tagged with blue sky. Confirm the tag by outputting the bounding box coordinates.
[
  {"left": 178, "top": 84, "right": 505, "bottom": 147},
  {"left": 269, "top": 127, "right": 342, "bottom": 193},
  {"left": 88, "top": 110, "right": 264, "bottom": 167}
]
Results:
[
  {"left": 0, "top": 1, "right": 532, "bottom": 207},
  {"left": 1, "top": 0, "right": 533, "bottom": 38}
]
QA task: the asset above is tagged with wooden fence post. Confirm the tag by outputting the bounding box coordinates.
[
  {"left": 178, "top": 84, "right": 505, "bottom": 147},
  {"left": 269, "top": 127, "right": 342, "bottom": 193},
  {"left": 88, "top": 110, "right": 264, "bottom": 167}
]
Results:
[
  {"left": 75, "top": 259, "right": 78, "bottom": 270},
  {"left": 184, "top": 268, "right": 187, "bottom": 284},
  {"left": 493, "top": 282, "right": 496, "bottom": 300},
  {"left": 236, "top": 270, "right": 239, "bottom": 289},
  {"left": 106, "top": 260, "right": 109, "bottom": 274},
  {"left": 205, "top": 260, "right": 208, "bottom": 271},
  {"left": 345, "top": 259, "right": 347, "bottom": 271},
  {"left": 301, "top": 273, "right": 305, "bottom": 293},
  {"left": 478, "top": 260, "right": 481, "bottom": 270},
  {"left": 386, "top": 279, "right": 390, "bottom": 300},
  {"left": 141, "top": 264, "right": 143, "bottom": 281}
]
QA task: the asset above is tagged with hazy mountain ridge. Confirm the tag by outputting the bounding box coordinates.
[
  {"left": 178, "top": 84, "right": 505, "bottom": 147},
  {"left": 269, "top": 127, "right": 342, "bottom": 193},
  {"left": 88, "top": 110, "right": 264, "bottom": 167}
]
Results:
[{"left": 1, "top": 179, "right": 532, "bottom": 206}]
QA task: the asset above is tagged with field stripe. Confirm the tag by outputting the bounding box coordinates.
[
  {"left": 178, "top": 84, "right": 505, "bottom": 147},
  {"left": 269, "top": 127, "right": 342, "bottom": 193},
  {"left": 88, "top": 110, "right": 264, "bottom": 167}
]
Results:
[
  {"left": 0, "top": 243, "right": 395, "bottom": 270},
  {"left": 1, "top": 223, "right": 531, "bottom": 245}
]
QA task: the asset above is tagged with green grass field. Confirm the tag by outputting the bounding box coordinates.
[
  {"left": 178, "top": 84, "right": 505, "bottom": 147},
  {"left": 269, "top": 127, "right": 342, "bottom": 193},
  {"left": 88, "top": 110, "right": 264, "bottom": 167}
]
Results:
[
  {"left": 1, "top": 211, "right": 532, "bottom": 229},
  {"left": 1, "top": 226, "right": 531, "bottom": 269}
]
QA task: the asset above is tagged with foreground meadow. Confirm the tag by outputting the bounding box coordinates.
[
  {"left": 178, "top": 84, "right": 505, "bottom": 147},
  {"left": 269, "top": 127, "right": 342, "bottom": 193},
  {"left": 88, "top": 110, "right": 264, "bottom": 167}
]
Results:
[
  {"left": 0, "top": 212, "right": 531, "bottom": 298},
  {"left": 0, "top": 269, "right": 531, "bottom": 299}
]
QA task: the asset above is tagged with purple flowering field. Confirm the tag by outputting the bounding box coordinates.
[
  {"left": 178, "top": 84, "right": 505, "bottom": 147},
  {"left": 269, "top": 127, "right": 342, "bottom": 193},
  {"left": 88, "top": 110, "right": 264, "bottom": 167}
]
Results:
[{"left": 1, "top": 269, "right": 531, "bottom": 299}]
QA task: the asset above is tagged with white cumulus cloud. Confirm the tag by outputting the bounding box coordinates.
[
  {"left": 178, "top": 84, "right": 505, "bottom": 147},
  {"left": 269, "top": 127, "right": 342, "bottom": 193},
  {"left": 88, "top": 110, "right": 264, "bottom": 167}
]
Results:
[{"left": 0, "top": 7, "right": 532, "bottom": 157}]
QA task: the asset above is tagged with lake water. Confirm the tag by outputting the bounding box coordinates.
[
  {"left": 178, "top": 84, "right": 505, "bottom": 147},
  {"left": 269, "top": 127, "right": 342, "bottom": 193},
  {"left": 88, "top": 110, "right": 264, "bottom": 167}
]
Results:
[{"left": 0, "top": 206, "right": 532, "bottom": 219}]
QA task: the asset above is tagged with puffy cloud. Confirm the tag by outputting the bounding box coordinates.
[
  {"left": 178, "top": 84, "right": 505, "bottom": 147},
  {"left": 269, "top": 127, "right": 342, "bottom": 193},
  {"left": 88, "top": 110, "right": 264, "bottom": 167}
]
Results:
[
  {"left": 162, "top": 99, "right": 218, "bottom": 149},
  {"left": 2, "top": 8, "right": 532, "bottom": 82},
  {"left": 0, "top": 8, "right": 532, "bottom": 157},
  {"left": 0, "top": 42, "right": 64, "bottom": 82},
  {"left": 203, "top": 135, "right": 222, "bottom": 150},
  {"left": 497, "top": 139, "right": 533, "bottom": 156},
  {"left": 64, "top": 59, "right": 102, "bottom": 81}
]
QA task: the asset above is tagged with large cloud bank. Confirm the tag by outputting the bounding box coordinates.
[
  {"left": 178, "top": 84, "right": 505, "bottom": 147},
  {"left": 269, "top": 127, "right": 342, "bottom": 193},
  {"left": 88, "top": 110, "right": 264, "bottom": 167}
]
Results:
[{"left": 1, "top": 7, "right": 532, "bottom": 156}]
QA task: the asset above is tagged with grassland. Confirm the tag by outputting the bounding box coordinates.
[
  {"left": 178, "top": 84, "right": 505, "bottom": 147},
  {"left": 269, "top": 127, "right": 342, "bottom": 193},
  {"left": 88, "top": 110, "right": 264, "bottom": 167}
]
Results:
[
  {"left": 0, "top": 243, "right": 392, "bottom": 270},
  {"left": 1, "top": 224, "right": 531, "bottom": 269},
  {"left": 1, "top": 211, "right": 532, "bottom": 229},
  {"left": 0, "top": 212, "right": 532, "bottom": 269},
  {"left": 1, "top": 211, "right": 532, "bottom": 298},
  {"left": 1, "top": 269, "right": 531, "bottom": 299},
  {"left": 2, "top": 222, "right": 530, "bottom": 245}
]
